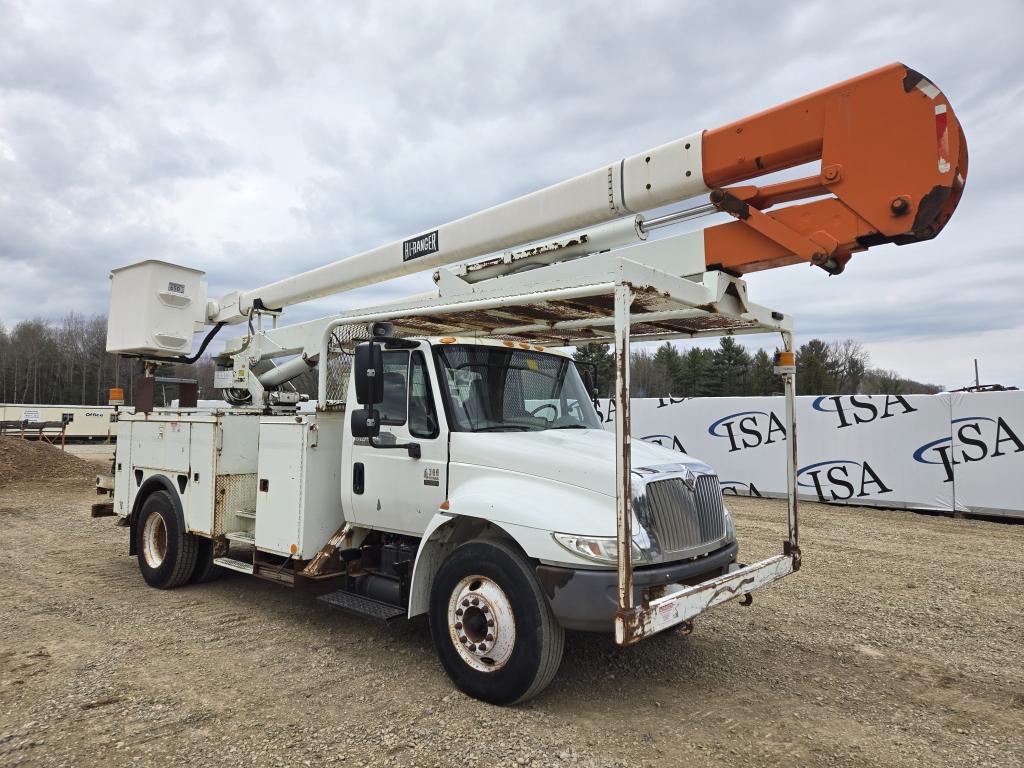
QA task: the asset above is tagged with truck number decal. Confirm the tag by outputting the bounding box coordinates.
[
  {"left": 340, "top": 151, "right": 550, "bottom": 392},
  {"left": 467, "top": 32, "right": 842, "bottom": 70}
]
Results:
[{"left": 424, "top": 468, "right": 440, "bottom": 487}]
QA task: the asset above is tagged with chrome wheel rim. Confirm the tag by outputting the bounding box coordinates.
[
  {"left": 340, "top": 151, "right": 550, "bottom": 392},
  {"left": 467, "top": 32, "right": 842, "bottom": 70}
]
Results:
[
  {"left": 447, "top": 574, "right": 516, "bottom": 673},
  {"left": 142, "top": 512, "right": 168, "bottom": 569}
]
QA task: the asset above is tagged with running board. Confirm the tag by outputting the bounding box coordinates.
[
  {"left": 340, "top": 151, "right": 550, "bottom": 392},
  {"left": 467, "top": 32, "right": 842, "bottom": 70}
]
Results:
[
  {"left": 213, "top": 556, "right": 254, "bottom": 575},
  {"left": 317, "top": 590, "right": 406, "bottom": 623}
]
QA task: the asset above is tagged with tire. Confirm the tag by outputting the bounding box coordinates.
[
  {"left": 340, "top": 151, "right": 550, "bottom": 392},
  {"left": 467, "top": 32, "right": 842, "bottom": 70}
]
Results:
[
  {"left": 134, "top": 490, "right": 199, "bottom": 589},
  {"left": 190, "top": 537, "right": 223, "bottom": 584},
  {"left": 429, "top": 540, "right": 564, "bottom": 705}
]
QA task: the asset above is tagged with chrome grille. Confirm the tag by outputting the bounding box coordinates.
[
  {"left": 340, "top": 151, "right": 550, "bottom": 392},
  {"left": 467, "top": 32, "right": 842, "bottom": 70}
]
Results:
[{"left": 644, "top": 474, "right": 725, "bottom": 555}]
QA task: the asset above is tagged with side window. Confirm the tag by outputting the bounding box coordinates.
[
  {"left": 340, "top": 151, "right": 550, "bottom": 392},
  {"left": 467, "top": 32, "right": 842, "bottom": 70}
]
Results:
[
  {"left": 409, "top": 352, "right": 439, "bottom": 438},
  {"left": 378, "top": 351, "right": 409, "bottom": 426}
]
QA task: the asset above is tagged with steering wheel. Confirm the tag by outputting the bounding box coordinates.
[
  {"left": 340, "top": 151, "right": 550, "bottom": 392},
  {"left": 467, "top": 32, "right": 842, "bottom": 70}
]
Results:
[{"left": 529, "top": 403, "right": 559, "bottom": 421}]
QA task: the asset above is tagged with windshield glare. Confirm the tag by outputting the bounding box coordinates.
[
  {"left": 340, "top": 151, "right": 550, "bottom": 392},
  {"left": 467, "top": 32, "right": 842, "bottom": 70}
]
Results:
[{"left": 435, "top": 344, "right": 602, "bottom": 432}]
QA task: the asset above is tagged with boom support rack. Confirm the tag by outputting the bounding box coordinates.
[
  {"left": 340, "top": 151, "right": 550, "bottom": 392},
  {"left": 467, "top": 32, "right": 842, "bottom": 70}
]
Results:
[{"left": 281, "top": 245, "right": 801, "bottom": 645}]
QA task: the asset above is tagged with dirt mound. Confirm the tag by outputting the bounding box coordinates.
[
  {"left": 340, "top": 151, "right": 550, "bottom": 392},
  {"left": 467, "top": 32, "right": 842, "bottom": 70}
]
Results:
[{"left": 0, "top": 437, "right": 97, "bottom": 488}]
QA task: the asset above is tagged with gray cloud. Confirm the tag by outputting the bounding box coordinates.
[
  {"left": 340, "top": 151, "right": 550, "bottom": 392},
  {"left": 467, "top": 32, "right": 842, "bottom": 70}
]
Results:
[{"left": 1, "top": 0, "right": 1022, "bottom": 388}]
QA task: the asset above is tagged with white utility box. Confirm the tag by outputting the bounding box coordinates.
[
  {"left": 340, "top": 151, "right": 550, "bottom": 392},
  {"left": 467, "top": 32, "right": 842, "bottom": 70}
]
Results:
[
  {"left": 255, "top": 412, "right": 345, "bottom": 559},
  {"left": 107, "top": 260, "right": 207, "bottom": 356},
  {"left": 112, "top": 409, "right": 260, "bottom": 535}
]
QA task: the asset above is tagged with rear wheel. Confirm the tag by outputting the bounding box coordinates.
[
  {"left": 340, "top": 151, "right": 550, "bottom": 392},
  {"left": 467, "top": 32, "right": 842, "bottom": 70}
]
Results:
[
  {"left": 135, "top": 490, "right": 198, "bottom": 589},
  {"left": 429, "top": 540, "right": 564, "bottom": 705}
]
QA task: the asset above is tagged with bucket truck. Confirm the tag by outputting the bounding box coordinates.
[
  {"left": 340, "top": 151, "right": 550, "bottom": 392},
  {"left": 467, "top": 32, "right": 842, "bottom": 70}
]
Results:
[{"left": 94, "top": 63, "right": 966, "bottom": 704}]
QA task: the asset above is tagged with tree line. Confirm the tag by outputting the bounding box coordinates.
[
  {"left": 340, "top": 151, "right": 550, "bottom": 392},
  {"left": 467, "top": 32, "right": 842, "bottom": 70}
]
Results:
[
  {"left": 574, "top": 337, "right": 942, "bottom": 399},
  {"left": 1, "top": 313, "right": 941, "bottom": 406},
  {"left": 0, "top": 314, "right": 220, "bottom": 406}
]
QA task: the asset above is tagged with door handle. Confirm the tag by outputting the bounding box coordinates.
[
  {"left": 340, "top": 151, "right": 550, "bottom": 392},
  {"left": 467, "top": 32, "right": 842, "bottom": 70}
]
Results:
[{"left": 353, "top": 462, "right": 365, "bottom": 495}]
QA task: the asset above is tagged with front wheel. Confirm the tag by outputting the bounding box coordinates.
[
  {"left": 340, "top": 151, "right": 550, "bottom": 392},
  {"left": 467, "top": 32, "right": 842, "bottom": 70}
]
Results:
[{"left": 429, "top": 540, "right": 564, "bottom": 705}]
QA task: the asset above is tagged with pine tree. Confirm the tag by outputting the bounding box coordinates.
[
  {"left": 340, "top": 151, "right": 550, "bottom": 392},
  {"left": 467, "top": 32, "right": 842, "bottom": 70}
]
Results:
[
  {"left": 679, "top": 347, "right": 714, "bottom": 396},
  {"left": 796, "top": 339, "right": 833, "bottom": 395},
  {"left": 709, "top": 337, "right": 752, "bottom": 396},
  {"left": 653, "top": 343, "right": 684, "bottom": 395},
  {"left": 750, "top": 349, "right": 778, "bottom": 395}
]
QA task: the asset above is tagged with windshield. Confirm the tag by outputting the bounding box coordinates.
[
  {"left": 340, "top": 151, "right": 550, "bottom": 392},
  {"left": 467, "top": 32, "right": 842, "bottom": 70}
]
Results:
[{"left": 434, "top": 344, "right": 603, "bottom": 432}]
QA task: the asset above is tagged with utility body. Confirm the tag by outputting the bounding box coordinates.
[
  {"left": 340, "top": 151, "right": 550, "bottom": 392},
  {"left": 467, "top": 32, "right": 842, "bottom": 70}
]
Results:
[{"left": 95, "top": 62, "right": 966, "bottom": 704}]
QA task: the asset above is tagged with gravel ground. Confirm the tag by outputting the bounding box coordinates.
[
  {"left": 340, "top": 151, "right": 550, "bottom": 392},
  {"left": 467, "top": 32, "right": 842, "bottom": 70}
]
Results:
[{"left": 1, "top": 477, "right": 1022, "bottom": 768}]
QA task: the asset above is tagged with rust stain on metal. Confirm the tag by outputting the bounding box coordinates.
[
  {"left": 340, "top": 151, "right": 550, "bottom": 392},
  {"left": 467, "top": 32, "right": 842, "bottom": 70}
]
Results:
[
  {"left": 464, "top": 235, "right": 589, "bottom": 274},
  {"left": 787, "top": 401, "right": 802, "bottom": 571},
  {"left": 614, "top": 281, "right": 634, "bottom": 621},
  {"left": 303, "top": 523, "right": 352, "bottom": 577}
]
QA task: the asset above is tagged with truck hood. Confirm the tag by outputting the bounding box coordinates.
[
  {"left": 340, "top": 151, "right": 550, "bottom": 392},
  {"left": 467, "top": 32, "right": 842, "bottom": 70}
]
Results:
[{"left": 448, "top": 428, "right": 711, "bottom": 496}]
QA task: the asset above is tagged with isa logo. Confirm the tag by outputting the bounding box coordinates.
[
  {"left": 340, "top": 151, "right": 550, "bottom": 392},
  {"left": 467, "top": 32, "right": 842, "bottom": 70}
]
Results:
[
  {"left": 797, "top": 459, "right": 893, "bottom": 502},
  {"left": 812, "top": 395, "right": 917, "bottom": 429},
  {"left": 641, "top": 434, "right": 687, "bottom": 453},
  {"left": 707, "top": 410, "right": 787, "bottom": 453},
  {"left": 719, "top": 480, "right": 763, "bottom": 497},
  {"left": 913, "top": 416, "right": 1024, "bottom": 483}
]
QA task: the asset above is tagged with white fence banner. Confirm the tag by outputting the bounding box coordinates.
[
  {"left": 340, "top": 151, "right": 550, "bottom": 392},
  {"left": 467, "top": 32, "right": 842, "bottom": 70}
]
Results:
[
  {"left": 599, "top": 392, "right": 1023, "bottom": 518},
  {"left": 944, "top": 391, "right": 1024, "bottom": 516}
]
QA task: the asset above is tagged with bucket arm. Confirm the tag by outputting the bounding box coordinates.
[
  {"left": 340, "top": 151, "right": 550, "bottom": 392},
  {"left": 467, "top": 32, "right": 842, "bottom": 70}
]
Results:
[
  {"left": 201, "top": 62, "right": 963, "bottom": 322},
  {"left": 702, "top": 63, "right": 967, "bottom": 275}
]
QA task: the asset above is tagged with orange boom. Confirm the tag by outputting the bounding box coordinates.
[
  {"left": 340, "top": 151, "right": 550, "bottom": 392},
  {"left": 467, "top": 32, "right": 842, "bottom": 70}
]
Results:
[{"left": 701, "top": 62, "right": 967, "bottom": 275}]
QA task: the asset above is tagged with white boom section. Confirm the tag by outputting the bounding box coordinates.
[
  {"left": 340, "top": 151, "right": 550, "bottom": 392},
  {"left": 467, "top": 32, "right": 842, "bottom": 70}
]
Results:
[{"left": 209, "top": 133, "right": 706, "bottom": 324}]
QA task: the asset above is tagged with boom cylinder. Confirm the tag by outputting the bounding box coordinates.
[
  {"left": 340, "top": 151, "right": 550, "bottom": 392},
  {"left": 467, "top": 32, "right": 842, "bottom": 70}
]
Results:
[{"left": 257, "top": 353, "right": 318, "bottom": 387}]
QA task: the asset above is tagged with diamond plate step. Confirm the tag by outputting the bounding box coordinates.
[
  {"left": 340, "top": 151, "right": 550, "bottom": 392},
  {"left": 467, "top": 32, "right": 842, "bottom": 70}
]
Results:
[
  {"left": 213, "top": 556, "right": 254, "bottom": 575},
  {"left": 317, "top": 590, "right": 406, "bottom": 623},
  {"left": 225, "top": 531, "right": 255, "bottom": 545}
]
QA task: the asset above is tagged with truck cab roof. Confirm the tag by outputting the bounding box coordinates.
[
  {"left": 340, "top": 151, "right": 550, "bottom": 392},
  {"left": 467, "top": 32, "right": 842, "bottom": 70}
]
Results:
[{"left": 426, "top": 336, "right": 574, "bottom": 359}]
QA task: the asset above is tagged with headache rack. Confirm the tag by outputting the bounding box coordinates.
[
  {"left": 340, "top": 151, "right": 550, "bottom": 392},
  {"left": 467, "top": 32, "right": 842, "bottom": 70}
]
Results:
[{"left": 303, "top": 239, "right": 800, "bottom": 645}]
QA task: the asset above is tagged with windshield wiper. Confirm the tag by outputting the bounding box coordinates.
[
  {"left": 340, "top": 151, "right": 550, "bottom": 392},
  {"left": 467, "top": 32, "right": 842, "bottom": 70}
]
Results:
[
  {"left": 472, "top": 425, "right": 535, "bottom": 432},
  {"left": 550, "top": 424, "right": 590, "bottom": 429}
]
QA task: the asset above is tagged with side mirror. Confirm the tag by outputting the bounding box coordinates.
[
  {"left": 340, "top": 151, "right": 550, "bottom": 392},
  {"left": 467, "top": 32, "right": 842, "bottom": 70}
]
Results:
[
  {"left": 582, "top": 369, "right": 599, "bottom": 404},
  {"left": 350, "top": 407, "right": 381, "bottom": 439},
  {"left": 354, "top": 342, "right": 384, "bottom": 405}
]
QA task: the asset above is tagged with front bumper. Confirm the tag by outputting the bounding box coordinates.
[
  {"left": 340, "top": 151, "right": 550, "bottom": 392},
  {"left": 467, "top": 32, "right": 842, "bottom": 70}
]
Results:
[{"left": 536, "top": 540, "right": 739, "bottom": 632}]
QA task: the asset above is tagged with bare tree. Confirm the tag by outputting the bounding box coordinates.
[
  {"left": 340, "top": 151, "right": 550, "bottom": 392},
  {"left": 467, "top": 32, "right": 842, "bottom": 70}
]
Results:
[{"left": 827, "top": 339, "right": 870, "bottom": 394}]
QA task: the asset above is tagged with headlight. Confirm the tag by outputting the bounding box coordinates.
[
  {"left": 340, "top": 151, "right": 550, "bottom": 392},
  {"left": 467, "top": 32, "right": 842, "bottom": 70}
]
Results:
[
  {"left": 723, "top": 504, "right": 736, "bottom": 541},
  {"left": 552, "top": 533, "right": 648, "bottom": 565}
]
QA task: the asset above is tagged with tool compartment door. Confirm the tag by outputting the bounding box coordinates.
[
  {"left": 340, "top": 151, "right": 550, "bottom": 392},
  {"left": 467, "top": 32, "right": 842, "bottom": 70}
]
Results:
[{"left": 256, "top": 414, "right": 345, "bottom": 559}]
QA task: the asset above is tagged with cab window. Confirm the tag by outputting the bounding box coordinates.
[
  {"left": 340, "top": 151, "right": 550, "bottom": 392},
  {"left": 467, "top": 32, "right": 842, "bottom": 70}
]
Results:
[
  {"left": 409, "top": 352, "right": 439, "bottom": 438},
  {"left": 378, "top": 351, "right": 409, "bottom": 425}
]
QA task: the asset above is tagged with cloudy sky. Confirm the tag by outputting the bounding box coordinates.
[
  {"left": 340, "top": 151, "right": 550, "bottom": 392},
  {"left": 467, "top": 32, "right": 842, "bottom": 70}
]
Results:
[{"left": 1, "top": 0, "right": 1021, "bottom": 389}]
